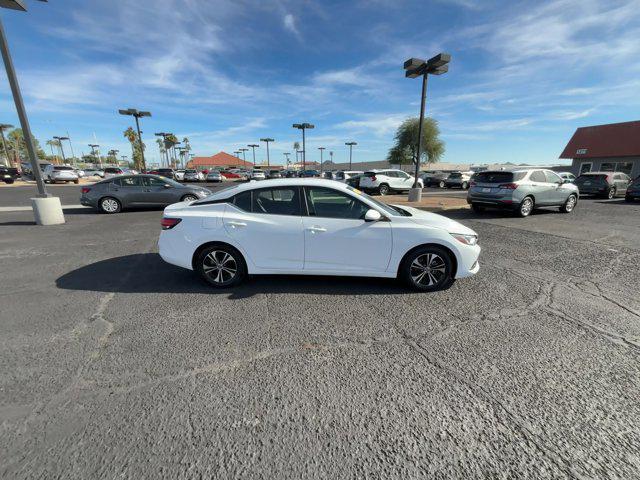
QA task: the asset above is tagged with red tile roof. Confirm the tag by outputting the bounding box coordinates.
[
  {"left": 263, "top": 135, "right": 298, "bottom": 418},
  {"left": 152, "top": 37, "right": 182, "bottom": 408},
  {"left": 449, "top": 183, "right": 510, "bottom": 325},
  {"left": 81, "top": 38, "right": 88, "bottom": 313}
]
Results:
[
  {"left": 559, "top": 121, "right": 640, "bottom": 159},
  {"left": 188, "top": 151, "right": 252, "bottom": 168}
]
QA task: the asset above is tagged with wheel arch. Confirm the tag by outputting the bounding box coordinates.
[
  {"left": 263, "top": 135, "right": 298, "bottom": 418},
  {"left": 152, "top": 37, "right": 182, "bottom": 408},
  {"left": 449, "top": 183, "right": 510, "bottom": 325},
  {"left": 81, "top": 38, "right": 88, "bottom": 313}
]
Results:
[
  {"left": 191, "top": 240, "right": 248, "bottom": 272},
  {"left": 98, "top": 195, "right": 122, "bottom": 210},
  {"left": 396, "top": 242, "right": 458, "bottom": 279}
]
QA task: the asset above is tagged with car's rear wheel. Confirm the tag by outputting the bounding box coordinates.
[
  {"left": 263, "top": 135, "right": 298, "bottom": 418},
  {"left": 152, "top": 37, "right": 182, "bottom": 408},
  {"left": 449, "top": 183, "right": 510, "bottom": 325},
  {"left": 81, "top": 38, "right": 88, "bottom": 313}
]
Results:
[
  {"left": 99, "top": 196, "right": 121, "bottom": 214},
  {"left": 399, "top": 246, "right": 455, "bottom": 292},
  {"left": 517, "top": 196, "right": 534, "bottom": 217},
  {"left": 471, "top": 203, "right": 485, "bottom": 213},
  {"left": 197, "top": 245, "right": 246, "bottom": 287},
  {"left": 4, "top": 179, "right": 14, "bottom": 184},
  {"left": 378, "top": 184, "right": 390, "bottom": 196},
  {"left": 606, "top": 187, "right": 616, "bottom": 199},
  {"left": 181, "top": 194, "right": 198, "bottom": 202},
  {"left": 560, "top": 194, "right": 577, "bottom": 213},
  {"left": 438, "top": 181, "right": 445, "bottom": 188},
  {"left": 74, "top": 179, "right": 79, "bottom": 184}
]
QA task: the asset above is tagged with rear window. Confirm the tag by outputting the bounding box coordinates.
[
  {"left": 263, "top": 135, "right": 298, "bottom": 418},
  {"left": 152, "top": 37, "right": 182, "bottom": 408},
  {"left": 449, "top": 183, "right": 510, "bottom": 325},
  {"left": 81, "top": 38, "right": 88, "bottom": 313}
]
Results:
[
  {"left": 474, "top": 172, "right": 513, "bottom": 183},
  {"left": 363, "top": 171, "right": 376, "bottom": 177},
  {"left": 449, "top": 172, "right": 462, "bottom": 178},
  {"left": 185, "top": 170, "right": 197, "bottom": 173},
  {"left": 577, "top": 174, "right": 608, "bottom": 183},
  {"left": 54, "top": 166, "right": 74, "bottom": 171}
]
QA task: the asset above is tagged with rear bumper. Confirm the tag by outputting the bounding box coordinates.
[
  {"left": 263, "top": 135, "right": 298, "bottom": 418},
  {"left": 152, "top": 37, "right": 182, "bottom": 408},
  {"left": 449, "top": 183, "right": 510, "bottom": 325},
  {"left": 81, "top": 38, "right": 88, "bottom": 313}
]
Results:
[
  {"left": 577, "top": 186, "right": 608, "bottom": 195},
  {"left": 467, "top": 194, "right": 517, "bottom": 210}
]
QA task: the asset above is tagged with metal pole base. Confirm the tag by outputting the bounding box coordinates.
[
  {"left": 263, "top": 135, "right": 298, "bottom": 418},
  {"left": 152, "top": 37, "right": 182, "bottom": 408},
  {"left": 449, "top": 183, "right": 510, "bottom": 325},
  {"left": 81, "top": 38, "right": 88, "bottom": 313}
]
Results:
[
  {"left": 408, "top": 187, "right": 422, "bottom": 202},
  {"left": 31, "top": 197, "right": 65, "bottom": 225}
]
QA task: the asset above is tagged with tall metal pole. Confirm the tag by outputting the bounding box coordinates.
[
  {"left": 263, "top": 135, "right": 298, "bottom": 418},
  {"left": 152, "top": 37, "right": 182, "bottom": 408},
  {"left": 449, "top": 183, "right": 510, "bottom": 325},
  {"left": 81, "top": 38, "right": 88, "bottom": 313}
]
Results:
[
  {"left": 266, "top": 141, "right": 270, "bottom": 166},
  {"left": 0, "top": 17, "right": 47, "bottom": 196},
  {"left": 349, "top": 144, "right": 353, "bottom": 170},
  {"left": 66, "top": 132, "right": 76, "bottom": 166},
  {"left": 414, "top": 72, "right": 428, "bottom": 188},
  {"left": 302, "top": 128, "right": 306, "bottom": 171},
  {"left": 318, "top": 147, "right": 325, "bottom": 174},
  {"left": 59, "top": 141, "right": 66, "bottom": 163},
  {"left": 133, "top": 115, "right": 146, "bottom": 171}
]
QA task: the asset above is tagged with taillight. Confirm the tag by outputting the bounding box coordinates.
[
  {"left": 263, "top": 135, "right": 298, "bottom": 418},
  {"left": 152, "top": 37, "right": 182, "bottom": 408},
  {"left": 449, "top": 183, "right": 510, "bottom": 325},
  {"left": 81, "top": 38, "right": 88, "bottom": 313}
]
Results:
[
  {"left": 498, "top": 183, "right": 518, "bottom": 190},
  {"left": 81, "top": 187, "right": 91, "bottom": 194},
  {"left": 161, "top": 217, "right": 182, "bottom": 230},
  {"left": 371, "top": 176, "right": 377, "bottom": 181}
]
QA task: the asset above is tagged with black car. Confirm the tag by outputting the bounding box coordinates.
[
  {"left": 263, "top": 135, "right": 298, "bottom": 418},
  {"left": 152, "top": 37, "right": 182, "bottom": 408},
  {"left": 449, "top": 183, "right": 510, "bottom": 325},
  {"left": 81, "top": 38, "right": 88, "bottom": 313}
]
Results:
[
  {"left": 420, "top": 171, "right": 449, "bottom": 188},
  {"left": 266, "top": 170, "right": 282, "bottom": 179},
  {"left": 575, "top": 171, "right": 631, "bottom": 199},
  {"left": 625, "top": 176, "right": 640, "bottom": 202},
  {"left": 300, "top": 170, "right": 320, "bottom": 178},
  {"left": 345, "top": 174, "right": 363, "bottom": 188},
  {"left": 0, "top": 164, "right": 20, "bottom": 184}
]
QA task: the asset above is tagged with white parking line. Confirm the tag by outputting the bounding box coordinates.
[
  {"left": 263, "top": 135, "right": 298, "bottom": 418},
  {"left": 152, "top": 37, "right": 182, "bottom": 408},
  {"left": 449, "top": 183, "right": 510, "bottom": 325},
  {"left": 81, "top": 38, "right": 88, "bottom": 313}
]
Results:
[{"left": 0, "top": 204, "right": 89, "bottom": 212}]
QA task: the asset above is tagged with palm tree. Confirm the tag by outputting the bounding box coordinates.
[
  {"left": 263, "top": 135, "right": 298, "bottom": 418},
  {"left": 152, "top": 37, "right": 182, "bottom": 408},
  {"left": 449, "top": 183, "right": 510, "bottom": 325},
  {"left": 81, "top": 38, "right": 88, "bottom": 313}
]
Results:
[
  {"left": 293, "top": 141, "right": 300, "bottom": 164},
  {"left": 124, "top": 126, "right": 143, "bottom": 170},
  {"left": 156, "top": 138, "right": 167, "bottom": 167},
  {"left": 45, "top": 139, "right": 60, "bottom": 163},
  {"left": 165, "top": 133, "right": 179, "bottom": 167}
]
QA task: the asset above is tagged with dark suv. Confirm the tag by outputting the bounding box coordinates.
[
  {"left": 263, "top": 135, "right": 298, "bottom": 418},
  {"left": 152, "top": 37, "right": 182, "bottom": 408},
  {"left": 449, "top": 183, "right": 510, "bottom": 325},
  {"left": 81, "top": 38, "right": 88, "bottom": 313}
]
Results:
[
  {"left": 420, "top": 171, "right": 449, "bottom": 188},
  {"left": 625, "top": 176, "right": 640, "bottom": 202},
  {"left": 157, "top": 168, "right": 176, "bottom": 180},
  {"left": 575, "top": 171, "right": 630, "bottom": 199}
]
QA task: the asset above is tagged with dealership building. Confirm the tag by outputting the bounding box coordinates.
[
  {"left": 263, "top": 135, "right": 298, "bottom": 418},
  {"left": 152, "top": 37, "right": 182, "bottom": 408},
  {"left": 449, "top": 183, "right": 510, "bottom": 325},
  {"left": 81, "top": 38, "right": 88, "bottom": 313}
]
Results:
[{"left": 560, "top": 120, "right": 640, "bottom": 177}]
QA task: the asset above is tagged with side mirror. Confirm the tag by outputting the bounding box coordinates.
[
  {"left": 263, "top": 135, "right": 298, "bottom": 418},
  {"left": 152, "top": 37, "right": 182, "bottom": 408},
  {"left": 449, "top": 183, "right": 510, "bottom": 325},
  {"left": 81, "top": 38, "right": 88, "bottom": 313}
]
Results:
[{"left": 364, "top": 209, "right": 382, "bottom": 222}]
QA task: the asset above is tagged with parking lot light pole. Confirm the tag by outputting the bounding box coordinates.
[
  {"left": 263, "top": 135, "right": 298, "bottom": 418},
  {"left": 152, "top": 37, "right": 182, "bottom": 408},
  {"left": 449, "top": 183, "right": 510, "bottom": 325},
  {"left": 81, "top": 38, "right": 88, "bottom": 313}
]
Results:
[
  {"left": 247, "top": 144, "right": 259, "bottom": 167},
  {"left": 0, "top": 123, "right": 13, "bottom": 167},
  {"left": 404, "top": 53, "right": 450, "bottom": 202},
  {"left": 329, "top": 151, "right": 333, "bottom": 166},
  {"left": 239, "top": 148, "right": 248, "bottom": 167},
  {"left": 345, "top": 142, "right": 357, "bottom": 170},
  {"left": 118, "top": 108, "right": 151, "bottom": 171},
  {"left": 318, "top": 147, "right": 325, "bottom": 173},
  {"left": 283, "top": 152, "right": 290, "bottom": 168},
  {"left": 120, "top": 155, "right": 127, "bottom": 164},
  {"left": 292, "top": 123, "right": 314, "bottom": 171},
  {"left": 53, "top": 136, "right": 69, "bottom": 164},
  {"left": 260, "top": 138, "right": 274, "bottom": 167}
]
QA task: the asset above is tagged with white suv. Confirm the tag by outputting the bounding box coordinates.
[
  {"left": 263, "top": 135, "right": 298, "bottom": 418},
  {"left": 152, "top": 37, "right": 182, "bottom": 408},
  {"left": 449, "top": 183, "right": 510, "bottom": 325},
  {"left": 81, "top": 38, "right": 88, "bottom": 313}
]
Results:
[
  {"left": 43, "top": 164, "right": 79, "bottom": 184},
  {"left": 359, "top": 169, "right": 423, "bottom": 195}
]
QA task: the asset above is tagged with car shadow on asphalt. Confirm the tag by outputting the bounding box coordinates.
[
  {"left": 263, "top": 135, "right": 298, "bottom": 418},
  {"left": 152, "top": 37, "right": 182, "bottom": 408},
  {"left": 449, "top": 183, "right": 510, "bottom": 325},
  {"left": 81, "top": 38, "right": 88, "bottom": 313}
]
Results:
[
  {"left": 443, "top": 207, "right": 559, "bottom": 221},
  {"left": 55, "top": 253, "right": 411, "bottom": 297},
  {"left": 594, "top": 199, "right": 638, "bottom": 205}
]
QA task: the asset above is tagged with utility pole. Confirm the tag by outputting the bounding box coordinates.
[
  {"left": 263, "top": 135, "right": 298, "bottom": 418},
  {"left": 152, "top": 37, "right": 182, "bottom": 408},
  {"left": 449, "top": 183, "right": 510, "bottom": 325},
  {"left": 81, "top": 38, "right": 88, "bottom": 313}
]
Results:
[
  {"left": 260, "top": 138, "right": 274, "bottom": 167},
  {"left": 318, "top": 147, "right": 325, "bottom": 174}
]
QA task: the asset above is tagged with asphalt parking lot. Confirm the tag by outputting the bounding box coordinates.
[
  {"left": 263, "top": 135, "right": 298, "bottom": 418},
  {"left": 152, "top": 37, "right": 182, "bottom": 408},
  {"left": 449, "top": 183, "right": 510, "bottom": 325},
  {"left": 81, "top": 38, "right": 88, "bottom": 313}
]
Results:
[{"left": 1, "top": 191, "right": 639, "bottom": 478}]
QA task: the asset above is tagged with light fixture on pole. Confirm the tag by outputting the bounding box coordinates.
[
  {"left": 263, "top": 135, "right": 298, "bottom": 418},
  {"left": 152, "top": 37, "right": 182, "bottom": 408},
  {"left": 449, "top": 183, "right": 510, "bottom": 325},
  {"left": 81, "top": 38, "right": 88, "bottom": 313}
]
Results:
[
  {"left": 292, "top": 123, "right": 314, "bottom": 171},
  {"left": 53, "top": 136, "right": 69, "bottom": 164},
  {"left": 0, "top": 123, "right": 12, "bottom": 167},
  {"left": 260, "top": 138, "right": 274, "bottom": 167},
  {"left": 120, "top": 155, "right": 127, "bottom": 164},
  {"left": 345, "top": 141, "right": 357, "bottom": 170},
  {"left": 118, "top": 108, "right": 151, "bottom": 171},
  {"left": 0, "top": 0, "right": 52, "bottom": 219},
  {"left": 247, "top": 144, "right": 259, "bottom": 167},
  {"left": 318, "top": 146, "right": 325, "bottom": 174},
  {"left": 403, "top": 52, "right": 450, "bottom": 202}
]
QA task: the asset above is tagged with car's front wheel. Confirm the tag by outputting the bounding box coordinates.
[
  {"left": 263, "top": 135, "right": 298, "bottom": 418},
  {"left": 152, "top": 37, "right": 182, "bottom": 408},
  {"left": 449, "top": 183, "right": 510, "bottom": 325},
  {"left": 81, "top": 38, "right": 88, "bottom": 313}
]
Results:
[
  {"left": 181, "top": 194, "right": 198, "bottom": 202},
  {"left": 378, "top": 184, "right": 390, "bottom": 196},
  {"left": 99, "top": 196, "right": 121, "bottom": 214},
  {"left": 517, "top": 196, "right": 534, "bottom": 217},
  {"left": 606, "top": 187, "right": 616, "bottom": 199},
  {"left": 399, "top": 246, "right": 455, "bottom": 292},
  {"left": 560, "top": 194, "right": 577, "bottom": 213},
  {"left": 197, "top": 245, "right": 246, "bottom": 288}
]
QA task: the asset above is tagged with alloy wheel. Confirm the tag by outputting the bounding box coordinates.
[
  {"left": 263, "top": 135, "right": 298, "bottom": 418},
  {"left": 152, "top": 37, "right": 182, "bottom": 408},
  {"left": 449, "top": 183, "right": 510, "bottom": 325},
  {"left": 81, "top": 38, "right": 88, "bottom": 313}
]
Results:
[
  {"left": 607, "top": 188, "right": 616, "bottom": 199},
  {"left": 410, "top": 253, "right": 447, "bottom": 288},
  {"left": 565, "top": 195, "right": 577, "bottom": 212},
  {"left": 202, "top": 250, "right": 238, "bottom": 285},
  {"left": 520, "top": 197, "right": 534, "bottom": 217},
  {"left": 101, "top": 198, "right": 120, "bottom": 213},
  {"left": 379, "top": 184, "right": 389, "bottom": 196}
]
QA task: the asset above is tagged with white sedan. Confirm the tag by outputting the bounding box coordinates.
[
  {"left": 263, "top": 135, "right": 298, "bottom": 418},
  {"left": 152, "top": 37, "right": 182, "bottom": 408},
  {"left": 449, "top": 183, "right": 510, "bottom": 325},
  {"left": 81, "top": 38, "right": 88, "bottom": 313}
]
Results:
[{"left": 158, "top": 179, "right": 480, "bottom": 291}]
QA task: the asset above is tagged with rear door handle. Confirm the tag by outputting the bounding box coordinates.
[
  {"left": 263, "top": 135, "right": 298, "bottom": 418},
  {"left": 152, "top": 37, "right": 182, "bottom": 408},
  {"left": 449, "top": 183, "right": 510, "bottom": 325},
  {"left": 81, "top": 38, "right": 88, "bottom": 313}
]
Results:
[
  {"left": 306, "top": 226, "right": 327, "bottom": 233},
  {"left": 228, "top": 221, "right": 247, "bottom": 228}
]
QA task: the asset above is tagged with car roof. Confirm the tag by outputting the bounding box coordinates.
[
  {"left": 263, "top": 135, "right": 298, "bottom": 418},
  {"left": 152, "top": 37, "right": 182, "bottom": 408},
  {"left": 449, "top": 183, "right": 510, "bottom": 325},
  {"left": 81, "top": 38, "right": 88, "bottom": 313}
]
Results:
[
  {"left": 579, "top": 171, "right": 612, "bottom": 175},
  {"left": 202, "top": 178, "right": 355, "bottom": 200}
]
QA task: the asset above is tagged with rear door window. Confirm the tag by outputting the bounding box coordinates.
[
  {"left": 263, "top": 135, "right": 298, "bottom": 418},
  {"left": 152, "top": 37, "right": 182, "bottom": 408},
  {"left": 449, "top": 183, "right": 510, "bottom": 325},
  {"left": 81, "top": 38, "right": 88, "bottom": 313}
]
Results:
[
  {"left": 529, "top": 171, "right": 546, "bottom": 183},
  {"left": 233, "top": 191, "right": 252, "bottom": 212},
  {"left": 252, "top": 187, "right": 301, "bottom": 216},
  {"left": 114, "top": 176, "right": 142, "bottom": 187}
]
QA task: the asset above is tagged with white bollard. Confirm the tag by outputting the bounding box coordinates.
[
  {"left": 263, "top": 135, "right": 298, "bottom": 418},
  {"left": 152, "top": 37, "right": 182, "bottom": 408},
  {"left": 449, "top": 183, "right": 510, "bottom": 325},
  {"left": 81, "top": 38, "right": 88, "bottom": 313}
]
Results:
[
  {"left": 408, "top": 187, "right": 422, "bottom": 203},
  {"left": 31, "top": 196, "right": 65, "bottom": 225}
]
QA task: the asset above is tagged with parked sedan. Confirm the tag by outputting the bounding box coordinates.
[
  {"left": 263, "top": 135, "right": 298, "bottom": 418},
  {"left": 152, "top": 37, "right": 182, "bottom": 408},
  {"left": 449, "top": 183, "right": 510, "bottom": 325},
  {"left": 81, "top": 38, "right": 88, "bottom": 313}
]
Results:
[
  {"left": 206, "top": 171, "right": 223, "bottom": 182},
  {"left": 625, "top": 176, "right": 640, "bottom": 202},
  {"left": 575, "top": 172, "right": 630, "bottom": 199},
  {"left": 80, "top": 174, "right": 211, "bottom": 213},
  {"left": 103, "top": 167, "right": 126, "bottom": 178},
  {"left": 420, "top": 171, "right": 449, "bottom": 188},
  {"left": 158, "top": 179, "right": 480, "bottom": 291},
  {"left": 444, "top": 171, "right": 473, "bottom": 189},
  {"left": 83, "top": 168, "right": 104, "bottom": 178},
  {"left": 558, "top": 172, "right": 576, "bottom": 183},
  {"left": 467, "top": 169, "right": 579, "bottom": 217},
  {"left": 184, "top": 169, "right": 205, "bottom": 182}
]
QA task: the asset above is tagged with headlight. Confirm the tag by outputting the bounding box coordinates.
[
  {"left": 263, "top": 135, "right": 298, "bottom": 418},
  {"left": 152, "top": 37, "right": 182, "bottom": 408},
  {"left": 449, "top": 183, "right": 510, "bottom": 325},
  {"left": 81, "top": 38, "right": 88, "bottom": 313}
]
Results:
[
  {"left": 451, "top": 233, "right": 478, "bottom": 246},
  {"left": 196, "top": 190, "right": 208, "bottom": 197}
]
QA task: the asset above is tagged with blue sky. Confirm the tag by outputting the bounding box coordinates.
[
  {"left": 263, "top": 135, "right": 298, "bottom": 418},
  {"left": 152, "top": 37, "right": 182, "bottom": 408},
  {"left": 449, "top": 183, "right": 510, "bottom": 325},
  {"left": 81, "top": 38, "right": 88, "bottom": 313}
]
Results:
[{"left": 1, "top": 0, "right": 639, "bottom": 166}]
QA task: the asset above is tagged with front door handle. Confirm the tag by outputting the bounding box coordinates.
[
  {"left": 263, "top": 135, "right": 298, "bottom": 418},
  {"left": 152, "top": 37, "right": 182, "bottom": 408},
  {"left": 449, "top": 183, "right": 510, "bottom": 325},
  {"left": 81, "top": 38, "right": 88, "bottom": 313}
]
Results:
[
  {"left": 228, "top": 221, "right": 247, "bottom": 228},
  {"left": 306, "top": 226, "right": 327, "bottom": 233}
]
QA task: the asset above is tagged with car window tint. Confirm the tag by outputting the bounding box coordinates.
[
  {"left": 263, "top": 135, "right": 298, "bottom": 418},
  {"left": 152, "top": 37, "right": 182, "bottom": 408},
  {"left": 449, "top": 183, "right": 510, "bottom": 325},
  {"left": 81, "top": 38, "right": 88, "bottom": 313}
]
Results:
[
  {"left": 252, "top": 187, "right": 300, "bottom": 216},
  {"left": 145, "top": 176, "right": 168, "bottom": 187},
  {"left": 116, "top": 176, "right": 141, "bottom": 187},
  {"left": 529, "top": 171, "right": 546, "bottom": 182},
  {"left": 305, "top": 187, "right": 370, "bottom": 220},
  {"left": 233, "top": 191, "right": 252, "bottom": 212},
  {"left": 545, "top": 171, "right": 562, "bottom": 183},
  {"left": 397, "top": 171, "right": 410, "bottom": 179}
]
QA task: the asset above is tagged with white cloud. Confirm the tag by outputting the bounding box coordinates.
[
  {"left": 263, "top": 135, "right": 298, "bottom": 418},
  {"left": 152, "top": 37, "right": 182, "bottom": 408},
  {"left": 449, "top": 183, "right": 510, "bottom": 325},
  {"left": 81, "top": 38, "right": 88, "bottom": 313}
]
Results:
[{"left": 283, "top": 13, "right": 301, "bottom": 38}]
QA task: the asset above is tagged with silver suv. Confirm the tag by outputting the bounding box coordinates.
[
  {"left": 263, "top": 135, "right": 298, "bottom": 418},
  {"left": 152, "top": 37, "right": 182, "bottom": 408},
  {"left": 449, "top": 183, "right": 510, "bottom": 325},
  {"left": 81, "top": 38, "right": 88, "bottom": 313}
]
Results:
[{"left": 467, "top": 169, "right": 579, "bottom": 217}]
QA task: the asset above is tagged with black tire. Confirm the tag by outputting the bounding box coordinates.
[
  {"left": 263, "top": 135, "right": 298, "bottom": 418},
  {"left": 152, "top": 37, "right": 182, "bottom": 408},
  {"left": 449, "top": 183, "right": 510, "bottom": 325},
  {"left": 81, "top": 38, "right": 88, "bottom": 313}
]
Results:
[
  {"left": 399, "top": 245, "right": 455, "bottom": 292},
  {"left": 471, "top": 203, "right": 485, "bottom": 213},
  {"left": 74, "top": 179, "right": 79, "bottom": 184},
  {"left": 517, "top": 196, "right": 534, "bottom": 217},
  {"left": 625, "top": 195, "right": 634, "bottom": 202},
  {"left": 438, "top": 181, "right": 445, "bottom": 188},
  {"left": 181, "top": 194, "right": 198, "bottom": 202},
  {"left": 98, "top": 196, "right": 121, "bottom": 214},
  {"left": 196, "top": 245, "right": 246, "bottom": 288},
  {"left": 4, "top": 179, "right": 14, "bottom": 184},
  {"left": 606, "top": 187, "right": 616, "bottom": 199},
  {"left": 378, "top": 184, "right": 390, "bottom": 196},
  {"left": 560, "top": 194, "right": 577, "bottom": 213}
]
